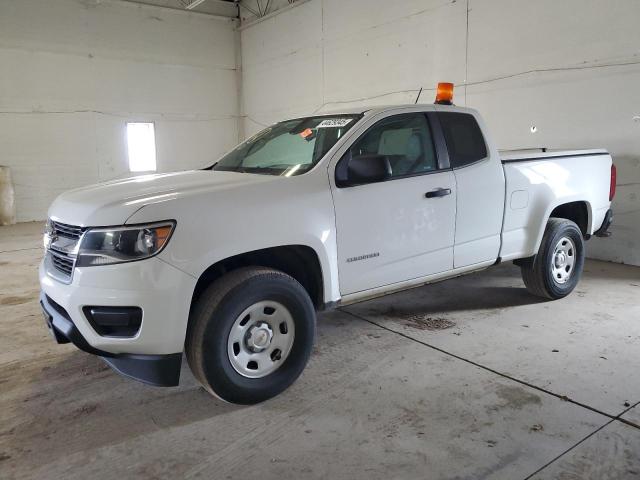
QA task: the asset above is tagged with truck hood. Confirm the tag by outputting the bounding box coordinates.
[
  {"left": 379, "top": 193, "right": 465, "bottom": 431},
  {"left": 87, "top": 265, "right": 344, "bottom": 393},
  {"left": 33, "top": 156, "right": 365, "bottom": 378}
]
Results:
[{"left": 48, "top": 170, "right": 275, "bottom": 227}]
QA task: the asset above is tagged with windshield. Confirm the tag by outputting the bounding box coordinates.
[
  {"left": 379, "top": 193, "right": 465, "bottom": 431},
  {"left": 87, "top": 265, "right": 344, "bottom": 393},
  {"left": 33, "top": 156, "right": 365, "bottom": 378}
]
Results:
[{"left": 211, "top": 115, "right": 361, "bottom": 176}]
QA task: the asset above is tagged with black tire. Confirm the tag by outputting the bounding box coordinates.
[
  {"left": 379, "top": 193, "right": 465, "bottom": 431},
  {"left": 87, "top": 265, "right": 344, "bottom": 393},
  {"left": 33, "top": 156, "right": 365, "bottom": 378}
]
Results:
[
  {"left": 186, "top": 267, "right": 316, "bottom": 404},
  {"left": 520, "top": 218, "right": 585, "bottom": 299}
]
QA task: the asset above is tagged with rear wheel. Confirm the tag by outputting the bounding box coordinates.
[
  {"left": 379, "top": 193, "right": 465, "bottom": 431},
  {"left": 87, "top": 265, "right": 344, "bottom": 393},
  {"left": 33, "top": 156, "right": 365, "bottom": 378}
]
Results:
[
  {"left": 520, "top": 218, "right": 585, "bottom": 299},
  {"left": 186, "top": 267, "right": 316, "bottom": 404}
]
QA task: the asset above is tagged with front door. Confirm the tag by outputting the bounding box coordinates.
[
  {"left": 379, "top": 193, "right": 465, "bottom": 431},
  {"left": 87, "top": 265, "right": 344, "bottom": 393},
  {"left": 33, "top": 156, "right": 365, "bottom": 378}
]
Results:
[{"left": 331, "top": 112, "right": 457, "bottom": 296}]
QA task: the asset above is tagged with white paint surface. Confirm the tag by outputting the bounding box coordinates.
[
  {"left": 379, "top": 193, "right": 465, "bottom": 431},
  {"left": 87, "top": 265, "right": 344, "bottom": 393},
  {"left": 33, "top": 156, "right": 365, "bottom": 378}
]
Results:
[
  {"left": 0, "top": 0, "right": 240, "bottom": 222},
  {"left": 239, "top": 0, "right": 640, "bottom": 266}
]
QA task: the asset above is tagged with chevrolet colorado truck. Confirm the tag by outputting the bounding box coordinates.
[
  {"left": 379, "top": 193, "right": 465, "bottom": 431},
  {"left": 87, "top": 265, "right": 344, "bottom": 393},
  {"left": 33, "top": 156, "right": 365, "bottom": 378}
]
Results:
[{"left": 39, "top": 85, "right": 615, "bottom": 404}]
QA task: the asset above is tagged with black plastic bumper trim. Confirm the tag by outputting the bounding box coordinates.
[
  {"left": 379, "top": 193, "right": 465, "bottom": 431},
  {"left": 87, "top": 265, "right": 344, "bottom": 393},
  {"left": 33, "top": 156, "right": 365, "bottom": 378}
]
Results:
[
  {"left": 102, "top": 353, "right": 182, "bottom": 388},
  {"left": 40, "top": 292, "right": 181, "bottom": 387},
  {"left": 83, "top": 305, "right": 143, "bottom": 338},
  {"left": 595, "top": 208, "right": 613, "bottom": 237}
]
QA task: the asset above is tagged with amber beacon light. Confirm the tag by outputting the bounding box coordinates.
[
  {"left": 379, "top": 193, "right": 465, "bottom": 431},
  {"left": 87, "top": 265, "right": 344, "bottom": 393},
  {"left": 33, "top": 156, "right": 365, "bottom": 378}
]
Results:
[{"left": 435, "top": 82, "right": 454, "bottom": 105}]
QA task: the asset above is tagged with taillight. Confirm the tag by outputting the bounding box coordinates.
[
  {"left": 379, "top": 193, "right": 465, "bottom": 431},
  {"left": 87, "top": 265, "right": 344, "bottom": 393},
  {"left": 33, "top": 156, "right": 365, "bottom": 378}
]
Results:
[{"left": 609, "top": 163, "right": 617, "bottom": 201}]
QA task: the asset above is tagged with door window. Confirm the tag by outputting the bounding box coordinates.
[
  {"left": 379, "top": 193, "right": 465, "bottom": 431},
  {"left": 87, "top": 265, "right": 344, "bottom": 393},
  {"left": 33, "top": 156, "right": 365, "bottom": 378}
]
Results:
[
  {"left": 437, "top": 112, "right": 488, "bottom": 168},
  {"left": 346, "top": 114, "right": 438, "bottom": 180}
]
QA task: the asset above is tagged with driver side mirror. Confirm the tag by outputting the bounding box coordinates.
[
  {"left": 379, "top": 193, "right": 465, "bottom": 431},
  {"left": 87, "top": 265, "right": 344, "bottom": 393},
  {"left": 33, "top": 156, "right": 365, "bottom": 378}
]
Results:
[{"left": 335, "top": 153, "right": 392, "bottom": 187}]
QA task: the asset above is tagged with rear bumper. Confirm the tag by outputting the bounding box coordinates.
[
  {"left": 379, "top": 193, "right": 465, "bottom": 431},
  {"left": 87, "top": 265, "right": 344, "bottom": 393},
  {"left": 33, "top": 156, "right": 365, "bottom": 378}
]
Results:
[
  {"left": 594, "top": 208, "right": 613, "bottom": 237},
  {"left": 40, "top": 292, "right": 182, "bottom": 387}
]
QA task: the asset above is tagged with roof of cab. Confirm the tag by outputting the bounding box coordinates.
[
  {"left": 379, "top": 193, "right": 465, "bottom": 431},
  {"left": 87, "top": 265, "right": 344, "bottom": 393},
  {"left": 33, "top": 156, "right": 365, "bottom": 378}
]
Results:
[
  {"left": 319, "top": 105, "right": 415, "bottom": 116},
  {"left": 319, "top": 103, "right": 476, "bottom": 116},
  {"left": 281, "top": 103, "right": 478, "bottom": 125}
]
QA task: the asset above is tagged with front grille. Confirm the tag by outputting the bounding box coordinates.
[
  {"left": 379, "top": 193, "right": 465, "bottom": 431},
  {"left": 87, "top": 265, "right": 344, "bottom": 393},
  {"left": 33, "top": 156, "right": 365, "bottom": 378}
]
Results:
[
  {"left": 51, "top": 221, "right": 83, "bottom": 240},
  {"left": 49, "top": 250, "right": 74, "bottom": 277},
  {"left": 46, "top": 220, "right": 85, "bottom": 281}
]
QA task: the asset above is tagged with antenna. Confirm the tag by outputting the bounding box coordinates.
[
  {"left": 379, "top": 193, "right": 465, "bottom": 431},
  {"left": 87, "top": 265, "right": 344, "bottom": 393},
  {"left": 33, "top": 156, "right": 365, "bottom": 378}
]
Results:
[{"left": 414, "top": 87, "right": 423, "bottom": 105}]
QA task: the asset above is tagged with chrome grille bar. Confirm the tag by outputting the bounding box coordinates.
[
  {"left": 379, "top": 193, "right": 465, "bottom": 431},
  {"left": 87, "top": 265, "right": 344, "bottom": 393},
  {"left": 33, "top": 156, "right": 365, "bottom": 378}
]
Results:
[
  {"left": 51, "top": 221, "right": 83, "bottom": 239},
  {"left": 49, "top": 250, "right": 74, "bottom": 277},
  {"left": 46, "top": 220, "right": 85, "bottom": 282}
]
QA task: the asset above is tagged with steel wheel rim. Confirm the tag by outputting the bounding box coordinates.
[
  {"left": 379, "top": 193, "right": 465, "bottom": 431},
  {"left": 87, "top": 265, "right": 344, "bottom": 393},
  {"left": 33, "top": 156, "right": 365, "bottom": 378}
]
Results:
[
  {"left": 551, "top": 236, "right": 576, "bottom": 284},
  {"left": 227, "top": 300, "right": 295, "bottom": 379}
]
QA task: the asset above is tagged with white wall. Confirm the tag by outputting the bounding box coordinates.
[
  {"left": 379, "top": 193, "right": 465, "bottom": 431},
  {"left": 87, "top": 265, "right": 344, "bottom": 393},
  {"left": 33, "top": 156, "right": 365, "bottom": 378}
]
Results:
[
  {"left": 0, "top": 0, "right": 240, "bottom": 222},
  {"left": 240, "top": 0, "right": 640, "bottom": 266}
]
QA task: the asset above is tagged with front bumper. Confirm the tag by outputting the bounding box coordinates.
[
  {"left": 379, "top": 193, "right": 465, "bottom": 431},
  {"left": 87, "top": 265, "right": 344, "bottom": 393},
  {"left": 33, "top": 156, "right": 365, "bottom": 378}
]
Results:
[
  {"left": 39, "top": 255, "right": 197, "bottom": 386},
  {"left": 40, "top": 293, "right": 182, "bottom": 386}
]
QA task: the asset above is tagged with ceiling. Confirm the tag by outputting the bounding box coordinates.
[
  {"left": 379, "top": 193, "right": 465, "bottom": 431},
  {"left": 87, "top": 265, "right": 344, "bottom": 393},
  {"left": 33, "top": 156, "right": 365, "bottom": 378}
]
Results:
[{"left": 123, "top": 0, "right": 239, "bottom": 18}]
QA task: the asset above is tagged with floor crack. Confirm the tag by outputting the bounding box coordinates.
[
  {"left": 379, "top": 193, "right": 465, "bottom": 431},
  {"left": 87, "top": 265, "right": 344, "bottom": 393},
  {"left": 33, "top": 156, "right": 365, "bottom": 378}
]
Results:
[
  {"left": 340, "top": 308, "right": 640, "bottom": 478},
  {"left": 522, "top": 418, "right": 615, "bottom": 479},
  {"left": 340, "top": 309, "right": 631, "bottom": 422}
]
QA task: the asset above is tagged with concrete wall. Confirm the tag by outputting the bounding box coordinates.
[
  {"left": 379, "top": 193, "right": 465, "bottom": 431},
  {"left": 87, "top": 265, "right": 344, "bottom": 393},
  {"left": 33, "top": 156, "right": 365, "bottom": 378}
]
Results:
[
  {"left": 239, "top": 0, "right": 640, "bottom": 266},
  {"left": 0, "top": 0, "right": 240, "bottom": 222}
]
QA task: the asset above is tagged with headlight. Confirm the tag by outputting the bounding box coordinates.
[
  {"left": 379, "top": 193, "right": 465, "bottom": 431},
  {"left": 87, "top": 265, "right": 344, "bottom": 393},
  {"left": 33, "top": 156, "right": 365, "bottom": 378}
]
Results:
[{"left": 76, "top": 221, "right": 175, "bottom": 267}]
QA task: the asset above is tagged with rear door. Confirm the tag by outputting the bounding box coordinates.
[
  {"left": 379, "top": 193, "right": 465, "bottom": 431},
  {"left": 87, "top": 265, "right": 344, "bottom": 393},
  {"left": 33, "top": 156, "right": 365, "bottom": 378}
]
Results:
[
  {"left": 330, "top": 111, "right": 456, "bottom": 295},
  {"left": 436, "top": 110, "right": 505, "bottom": 268}
]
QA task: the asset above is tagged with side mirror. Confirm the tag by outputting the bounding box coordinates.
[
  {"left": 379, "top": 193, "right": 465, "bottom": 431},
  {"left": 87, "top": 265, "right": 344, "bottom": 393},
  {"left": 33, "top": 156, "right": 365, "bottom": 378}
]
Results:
[{"left": 336, "top": 153, "right": 392, "bottom": 187}]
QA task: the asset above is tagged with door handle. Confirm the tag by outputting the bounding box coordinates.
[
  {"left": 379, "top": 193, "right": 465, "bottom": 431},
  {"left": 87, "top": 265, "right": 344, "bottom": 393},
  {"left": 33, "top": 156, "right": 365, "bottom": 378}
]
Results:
[{"left": 425, "top": 188, "right": 452, "bottom": 198}]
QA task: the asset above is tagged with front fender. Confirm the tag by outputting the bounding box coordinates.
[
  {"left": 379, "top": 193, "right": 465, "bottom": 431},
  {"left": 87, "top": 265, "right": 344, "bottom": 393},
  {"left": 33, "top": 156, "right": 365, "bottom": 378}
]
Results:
[{"left": 126, "top": 173, "right": 341, "bottom": 305}]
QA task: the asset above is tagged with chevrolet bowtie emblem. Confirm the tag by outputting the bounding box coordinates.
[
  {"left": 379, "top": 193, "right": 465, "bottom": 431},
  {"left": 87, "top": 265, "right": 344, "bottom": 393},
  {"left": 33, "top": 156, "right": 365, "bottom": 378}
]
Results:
[{"left": 44, "top": 232, "right": 57, "bottom": 250}]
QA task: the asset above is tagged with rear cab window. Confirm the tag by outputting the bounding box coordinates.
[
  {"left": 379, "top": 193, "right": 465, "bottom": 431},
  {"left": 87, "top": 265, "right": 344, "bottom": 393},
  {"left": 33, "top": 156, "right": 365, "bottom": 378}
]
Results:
[{"left": 437, "top": 112, "right": 488, "bottom": 168}]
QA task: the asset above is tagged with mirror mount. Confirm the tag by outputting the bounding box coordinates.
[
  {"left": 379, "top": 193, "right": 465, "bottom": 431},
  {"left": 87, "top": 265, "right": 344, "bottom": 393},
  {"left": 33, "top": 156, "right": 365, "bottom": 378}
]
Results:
[{"left": 336, "top": 153, "right": 392, "bottom": 187}]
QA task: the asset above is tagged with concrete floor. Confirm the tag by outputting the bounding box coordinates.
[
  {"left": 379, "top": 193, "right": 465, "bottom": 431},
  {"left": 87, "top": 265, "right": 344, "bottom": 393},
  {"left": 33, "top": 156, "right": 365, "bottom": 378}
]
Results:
[{"left": 1, "top": 222, "right": 640, "bottom": 480}]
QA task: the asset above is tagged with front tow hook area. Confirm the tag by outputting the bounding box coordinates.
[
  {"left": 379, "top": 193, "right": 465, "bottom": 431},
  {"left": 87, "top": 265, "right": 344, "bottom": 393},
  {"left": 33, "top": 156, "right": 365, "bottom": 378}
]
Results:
[
  {"left": 40, "top": 301, "right": 70, "bottom": 344},
  {"left": 40, "top": 292, "right": 182, "bottom": 387}
]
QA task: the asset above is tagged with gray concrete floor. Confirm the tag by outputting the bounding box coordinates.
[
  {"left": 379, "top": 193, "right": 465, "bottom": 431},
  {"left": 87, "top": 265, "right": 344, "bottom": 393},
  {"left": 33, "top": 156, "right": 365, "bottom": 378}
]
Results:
[{"left": 1, "top": 222, "right": 639, "bottom": 480}]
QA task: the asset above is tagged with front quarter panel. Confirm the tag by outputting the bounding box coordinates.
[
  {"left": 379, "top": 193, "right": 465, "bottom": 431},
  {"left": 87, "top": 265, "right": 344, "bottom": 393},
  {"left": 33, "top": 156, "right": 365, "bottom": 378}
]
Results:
[{"left": 125, "top": 171, "right": 340, "bottom": 304}]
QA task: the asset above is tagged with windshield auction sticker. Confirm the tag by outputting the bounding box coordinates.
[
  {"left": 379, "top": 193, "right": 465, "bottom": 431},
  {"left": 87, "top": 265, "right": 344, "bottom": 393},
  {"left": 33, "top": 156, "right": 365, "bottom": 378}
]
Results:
[{"left": 317, "top": 118, "right": 353, "bottom": 128}]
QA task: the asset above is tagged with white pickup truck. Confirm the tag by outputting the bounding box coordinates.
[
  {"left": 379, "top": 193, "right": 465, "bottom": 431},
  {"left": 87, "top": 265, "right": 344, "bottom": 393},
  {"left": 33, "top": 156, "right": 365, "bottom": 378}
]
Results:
[{"left": 40, "top": 87, "right": 615, "bottom": 404}]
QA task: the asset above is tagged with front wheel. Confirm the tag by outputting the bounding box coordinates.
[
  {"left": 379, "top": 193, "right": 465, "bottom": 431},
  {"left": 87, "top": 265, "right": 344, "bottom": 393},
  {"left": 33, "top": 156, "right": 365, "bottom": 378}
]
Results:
[
  {"left": 520, "top": 218, "right": 585, "bottom": 299},
  {"left": 186, "top": 267, "right": 316, "bottom": 404}
]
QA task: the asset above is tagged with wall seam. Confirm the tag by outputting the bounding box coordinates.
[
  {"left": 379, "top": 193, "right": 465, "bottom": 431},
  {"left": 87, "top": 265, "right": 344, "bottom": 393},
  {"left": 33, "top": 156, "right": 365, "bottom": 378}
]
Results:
[
  {"left": 235, "top": 23, "right": 245, "bottom": 142},
  {"left": 464, "top": 0, "right": 470, "bottom": 106},
  {"left": 321, "top": 0, "right": 325, "bottom": 108}
]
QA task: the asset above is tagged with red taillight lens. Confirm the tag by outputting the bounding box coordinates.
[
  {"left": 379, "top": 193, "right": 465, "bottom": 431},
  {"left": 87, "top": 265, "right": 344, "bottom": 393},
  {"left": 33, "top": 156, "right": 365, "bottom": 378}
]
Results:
[{"left": 609, "top": 163, "right": 617, "bottom": 201}]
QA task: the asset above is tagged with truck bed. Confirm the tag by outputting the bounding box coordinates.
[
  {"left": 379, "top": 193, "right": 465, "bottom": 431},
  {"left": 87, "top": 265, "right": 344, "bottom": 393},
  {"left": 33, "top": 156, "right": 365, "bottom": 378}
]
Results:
[
  {"left": 498, "top": 148, "right": 612, "bottom": 262},
  {"left": 500, "top": 148, "right": 608, "bottom": 163}
]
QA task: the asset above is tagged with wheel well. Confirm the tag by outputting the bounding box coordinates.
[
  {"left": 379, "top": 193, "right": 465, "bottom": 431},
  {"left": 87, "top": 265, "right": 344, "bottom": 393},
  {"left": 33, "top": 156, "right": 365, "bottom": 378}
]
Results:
[
  {"left": 549, "top": 201, "right": 589, "bottom": 236},
  {"left": 190, "top": 245, "right": 324, "bottom": 311}
]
